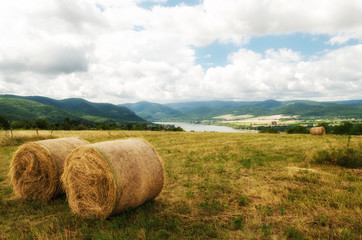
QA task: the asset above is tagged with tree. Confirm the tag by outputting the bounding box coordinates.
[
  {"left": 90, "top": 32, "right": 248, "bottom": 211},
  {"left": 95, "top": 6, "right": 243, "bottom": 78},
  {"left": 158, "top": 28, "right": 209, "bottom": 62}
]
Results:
[
  {"left": 333, "top": 122, "right": 353, "bottom": 135},
  {"left": 35, "top": 119, "right": 48, "bottom": 130},
  {"left": 351, "top": 123, "right": 362, "bottom": 135},
  {"left": 63, "top": 117, "right": 71, "bottom": 130},
  {"left": 259, "top": 127, "right": 279, "bottom": 133},
  {"left": 286, "top": 125, "right": 309, "bottom": 134},
  {"left": 0, "top": 115, "right": 10, "bottom": 130}
]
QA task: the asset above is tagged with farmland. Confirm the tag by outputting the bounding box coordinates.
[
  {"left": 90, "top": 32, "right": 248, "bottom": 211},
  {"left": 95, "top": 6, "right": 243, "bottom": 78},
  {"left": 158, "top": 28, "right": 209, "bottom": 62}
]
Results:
[{"left": 0, "top": 130, "right": 361, "bottom": 239}]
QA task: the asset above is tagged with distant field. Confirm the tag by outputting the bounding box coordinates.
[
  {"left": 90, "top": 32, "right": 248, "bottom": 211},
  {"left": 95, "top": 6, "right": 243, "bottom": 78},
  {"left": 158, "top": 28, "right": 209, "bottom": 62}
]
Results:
[
  {"left": 212, "top": 114, "right": 300, "bottom": 127},
  {"left": 0, "top": 130, "right": 361, "bottom": 239},
  {"left": 210, "top": 115, "right": 362, "bottom": 129}
]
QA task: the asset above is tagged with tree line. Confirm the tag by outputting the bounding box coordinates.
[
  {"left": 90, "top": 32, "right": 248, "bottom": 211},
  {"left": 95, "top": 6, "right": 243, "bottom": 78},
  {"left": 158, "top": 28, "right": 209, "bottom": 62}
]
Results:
[
  {"left": 259, "top": 122, "right": 362, "bottom": 135},
  {"left": 0, "top": 116, "right": 183, "bottom": 132}
]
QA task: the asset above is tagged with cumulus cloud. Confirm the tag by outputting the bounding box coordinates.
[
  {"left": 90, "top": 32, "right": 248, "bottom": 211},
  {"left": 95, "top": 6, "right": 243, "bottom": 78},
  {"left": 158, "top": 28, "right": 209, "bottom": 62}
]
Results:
[
  {"left": 203, "top": 45, "right": 362, "bottom": 101},
  {"left": 0, "top": 0, "right": 362, "bottom": 103},
  {"left": 0, "top": 43, "right": 90, "bottom": 74},
  {"left": 145, "top": 0, "right": 362, "bottom": 45}
]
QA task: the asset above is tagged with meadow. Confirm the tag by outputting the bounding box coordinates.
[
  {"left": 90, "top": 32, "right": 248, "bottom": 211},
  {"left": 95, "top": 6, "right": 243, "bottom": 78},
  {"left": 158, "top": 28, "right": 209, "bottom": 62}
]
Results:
[{"left": 0, "top": 130, "right": 361, "bottom": 239}]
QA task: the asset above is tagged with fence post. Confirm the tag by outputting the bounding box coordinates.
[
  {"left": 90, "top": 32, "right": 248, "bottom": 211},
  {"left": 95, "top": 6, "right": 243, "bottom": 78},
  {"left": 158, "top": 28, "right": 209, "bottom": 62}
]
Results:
[{"left": 10, "top": 121, "right": 14, "bottom": 139}]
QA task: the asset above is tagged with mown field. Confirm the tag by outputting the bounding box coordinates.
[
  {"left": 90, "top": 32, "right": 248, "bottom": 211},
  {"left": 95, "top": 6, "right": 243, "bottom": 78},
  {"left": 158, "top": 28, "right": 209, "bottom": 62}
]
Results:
[{"left": 0, "top": 130, "right": 361, "bottom": 239}]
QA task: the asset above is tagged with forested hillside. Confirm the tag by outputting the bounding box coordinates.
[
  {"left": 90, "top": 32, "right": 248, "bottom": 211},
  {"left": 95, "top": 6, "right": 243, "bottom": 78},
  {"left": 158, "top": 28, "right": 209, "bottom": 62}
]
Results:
[
  {"left": 124, "top": 99, "right": 362, "bottom": 122},
  {"left": 0, "top": 95, "right": 146, "bottom": 124}
]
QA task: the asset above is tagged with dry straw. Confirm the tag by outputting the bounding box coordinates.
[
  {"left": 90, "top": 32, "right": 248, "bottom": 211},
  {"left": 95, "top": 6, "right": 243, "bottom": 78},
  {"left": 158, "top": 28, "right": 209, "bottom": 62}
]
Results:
[
  {"left": 10, "top": 137, "right": 88, "bottom": 201},
  {"left": 310, "top": 126, "right": 326, "bottom": 136},
  {"left": 62, "top": 138, "right": 164, "bottom": 219}
]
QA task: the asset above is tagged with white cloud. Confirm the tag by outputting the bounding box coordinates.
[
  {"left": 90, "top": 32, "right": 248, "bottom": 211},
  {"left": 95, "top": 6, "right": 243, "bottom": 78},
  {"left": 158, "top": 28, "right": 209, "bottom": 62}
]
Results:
[
  {"left": 0, "top": 0, "right": 362, "bottom": 103},
  {"left": 203, "top": 45, "right": 362, "bottom": 101}
]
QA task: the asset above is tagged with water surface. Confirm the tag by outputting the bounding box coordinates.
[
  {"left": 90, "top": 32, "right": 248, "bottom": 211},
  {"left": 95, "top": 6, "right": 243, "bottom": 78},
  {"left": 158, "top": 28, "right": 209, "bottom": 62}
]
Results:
[{"left": 155, "top": 122, "right": 258, "bottom": 133}]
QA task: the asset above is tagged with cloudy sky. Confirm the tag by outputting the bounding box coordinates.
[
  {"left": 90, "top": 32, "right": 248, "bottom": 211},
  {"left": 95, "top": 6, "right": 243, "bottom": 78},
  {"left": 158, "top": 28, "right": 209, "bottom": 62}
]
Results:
[{"left": 0, "top": 0, "right": 362, "bottom": 104}]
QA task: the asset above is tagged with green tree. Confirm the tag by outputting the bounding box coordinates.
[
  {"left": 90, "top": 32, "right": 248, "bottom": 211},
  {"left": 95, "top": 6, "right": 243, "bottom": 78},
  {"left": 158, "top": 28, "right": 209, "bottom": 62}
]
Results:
[
  {"left": 0, "top": 115, "right": 10, "bottom": 130},
  {"left": 259, "top": 127, "right": 279, "bottom": 133},
  {"left": 63, "top": 117, "right": 71, "bottom": 130},
  {"left": 35, "top": 119, "right": 48, "bottom": 130},
  {"left": 286, "top": 125, "right": 309, "bottom": 134},
  {"left": 351, "top": 123, "right": 362, "bottom": 135},
  {"left": 333, "top": 122, "right": 354, "bottom": 135}
]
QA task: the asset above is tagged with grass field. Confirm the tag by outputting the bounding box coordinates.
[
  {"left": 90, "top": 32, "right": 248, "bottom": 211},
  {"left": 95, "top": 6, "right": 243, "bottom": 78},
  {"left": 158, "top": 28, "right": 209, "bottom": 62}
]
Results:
[{"left": 0, "top": 130, "right": 361, "bottom": 239}]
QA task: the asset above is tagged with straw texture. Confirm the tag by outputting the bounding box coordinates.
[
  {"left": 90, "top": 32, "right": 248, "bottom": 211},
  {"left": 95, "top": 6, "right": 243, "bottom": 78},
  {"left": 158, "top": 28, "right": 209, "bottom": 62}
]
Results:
[
  {"left": 310, "top": 127, "right": 326, "bottom": 135},
  {"left": 62, "top": 138, "right": 164, "bottom": 219},
  {"left": 10, "top": 137, "right": 88, "bottom": 200}
]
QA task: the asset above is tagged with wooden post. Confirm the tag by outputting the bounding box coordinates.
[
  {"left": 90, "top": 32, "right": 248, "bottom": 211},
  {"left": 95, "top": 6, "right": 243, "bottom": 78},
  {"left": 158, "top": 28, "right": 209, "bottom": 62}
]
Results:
[{"left": 10, "top": 121, "right": 14, "bottom": 139}]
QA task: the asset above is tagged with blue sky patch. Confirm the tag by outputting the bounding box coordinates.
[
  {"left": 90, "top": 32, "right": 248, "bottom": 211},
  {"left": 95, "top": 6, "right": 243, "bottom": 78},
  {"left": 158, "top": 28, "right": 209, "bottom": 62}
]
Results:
[
  {"left": 193, "top": 42, "right": 239, "bottom": 69},
  {"left": 96, "top": 3, "right": 105, "bottom": 12},
  {"left": 246, "top": 33, "right": 337, "bottom": 57},
  {"left": 193, "top": 33, "right": 360, "bottom": 70},
  {"left": 139, "top": 0, "right": 201, "bottom": 10}
]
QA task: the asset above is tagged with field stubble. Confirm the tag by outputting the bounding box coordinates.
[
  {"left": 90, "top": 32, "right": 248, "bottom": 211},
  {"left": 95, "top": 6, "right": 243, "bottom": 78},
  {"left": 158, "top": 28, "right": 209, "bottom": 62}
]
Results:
[{"left": 0, "top": 130, "right": 361, "bottom": 239}]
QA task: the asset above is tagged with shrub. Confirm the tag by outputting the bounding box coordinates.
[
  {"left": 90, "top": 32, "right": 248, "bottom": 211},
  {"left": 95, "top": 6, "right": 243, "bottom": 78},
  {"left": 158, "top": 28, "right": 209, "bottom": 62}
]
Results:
[
  {"left": 332, "top": 122, "right": 353, "bottom": 135},
  {"left": 259, "top": 127, "right": 279, "bottom": 133},
  {"left": 286, "top": 125, "right": 309, "bottom": 134},
  {"left": 351, "top": 123, "right": 362, "bottom": 135}
]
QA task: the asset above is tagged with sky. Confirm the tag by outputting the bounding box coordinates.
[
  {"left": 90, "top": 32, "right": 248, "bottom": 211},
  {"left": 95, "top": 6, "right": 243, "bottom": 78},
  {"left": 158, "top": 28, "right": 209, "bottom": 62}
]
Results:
[{"left": 0, "top": 0, "right": 362, "bottom": 104}]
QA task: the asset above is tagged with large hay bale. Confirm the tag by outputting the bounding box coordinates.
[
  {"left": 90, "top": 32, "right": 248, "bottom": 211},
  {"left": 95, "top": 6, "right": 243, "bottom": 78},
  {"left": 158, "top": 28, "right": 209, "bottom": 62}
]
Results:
[
  {"left": 10, "top": 137, "right": 88, "bottom": 200},
  {"left": 62, "top": 138, "right": 164, "bottom": 219},
  {"left": 310, "top": 126, "right": 326, "bottom": 136}
]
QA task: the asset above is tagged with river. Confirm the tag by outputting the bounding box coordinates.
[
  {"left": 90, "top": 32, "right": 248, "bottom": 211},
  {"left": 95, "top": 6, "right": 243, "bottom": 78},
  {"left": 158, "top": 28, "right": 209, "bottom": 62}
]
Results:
[{"left": 155, "top": 122, "right": 259, "bottom": 133}]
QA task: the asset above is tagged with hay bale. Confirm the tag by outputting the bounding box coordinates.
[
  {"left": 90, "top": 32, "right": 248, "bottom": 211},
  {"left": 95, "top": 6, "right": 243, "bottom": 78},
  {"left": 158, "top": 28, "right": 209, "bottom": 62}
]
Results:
[
  {"left": 310, "top": 126, "right": 326, "bottom": 136},
  {"left": 10, "top": 137, "right": 88, "bottom": 200},
  {"left": 62, "top": 138, "right": 164, "bottom": 219}
]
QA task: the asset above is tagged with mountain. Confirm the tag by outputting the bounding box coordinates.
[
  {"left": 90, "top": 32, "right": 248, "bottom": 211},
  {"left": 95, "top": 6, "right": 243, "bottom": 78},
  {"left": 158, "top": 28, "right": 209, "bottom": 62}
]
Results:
[
  {"left": 0, "top": 95, "right": 146, "bottom": 124},
  {"left": 1, "top": 94, "right": 361, "bottom": 124},
  {"left": 0, "top": 97, "right": 80, "bottom": 122},
  {"left": 122, "top": 101, "right": 181, "bottom": 121},
  {"left": 164, "top": 101, "right": 245, "bottom": 112},
  {"left": 254, "top": 99, "right": 282, "bottom": 109},
  {"left": 331, "top": 100, "right": 362, "bottom": 106},
  {"left": 125, "top": 99, "right": 362, "bottom": 122},
  {"left": 275, "top": 102, "right": 362, "bottom": 118}
]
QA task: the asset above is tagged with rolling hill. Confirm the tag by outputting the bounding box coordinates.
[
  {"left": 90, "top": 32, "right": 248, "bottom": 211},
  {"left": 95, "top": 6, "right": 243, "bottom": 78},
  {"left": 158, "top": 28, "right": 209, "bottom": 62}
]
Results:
[
  {"left": 122, "top": 101, "right": 181, "bottom": 121},
  {"left": 124, "top": 99, "right": 362, "bottom": 122},
  {"left": 0, "top": 95, "right": 146, "bottom": 124},
  {"left": 1, "top": 94, "right": 361, "bottom": 124}
]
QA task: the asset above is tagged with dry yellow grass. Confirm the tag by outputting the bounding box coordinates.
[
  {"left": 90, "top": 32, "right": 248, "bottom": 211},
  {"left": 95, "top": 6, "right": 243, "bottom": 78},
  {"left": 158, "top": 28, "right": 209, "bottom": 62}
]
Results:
[{"left": 0, "top": 130, "right": 361, "bottom": 239}]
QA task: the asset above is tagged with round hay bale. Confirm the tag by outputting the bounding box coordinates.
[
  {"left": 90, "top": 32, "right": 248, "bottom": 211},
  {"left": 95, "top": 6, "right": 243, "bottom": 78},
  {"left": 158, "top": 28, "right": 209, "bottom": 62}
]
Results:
[
  {"left": 10, "top": 137, "right": 88, "bottom": 201},
  {"left": 62, "top": 138, "right": 164, "bottom": 219},
  {"left": 310, "top": 126, "right": 326, "bottom": 135}
]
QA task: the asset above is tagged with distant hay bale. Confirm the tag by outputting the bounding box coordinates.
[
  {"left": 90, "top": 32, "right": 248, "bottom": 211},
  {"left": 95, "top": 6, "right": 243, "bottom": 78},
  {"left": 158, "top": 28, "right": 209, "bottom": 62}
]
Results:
[
  {"left": 310, "top": 126, "right": 326, "bottom": 136},
  {"left": 61, "top": 138, "right": 164, "bottom": 219},
  {"left": 10, "top": 137, "right": 88, "bottom": 201}
]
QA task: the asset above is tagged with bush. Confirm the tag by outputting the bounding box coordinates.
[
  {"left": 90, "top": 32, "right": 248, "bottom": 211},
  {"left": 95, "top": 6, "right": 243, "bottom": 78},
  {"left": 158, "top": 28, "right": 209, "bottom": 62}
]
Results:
[
  {"left": 286, "top": 125, "right": 309, "bottom": 134},
  {"left": 351, "top": 123, "right": 362, "bottom": 135},
  {"left": 333, "top": 122, "right": 354, "bottom": 135},
  {"left": 259, "top": 127, "right": 279, "bottom": 133}
]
